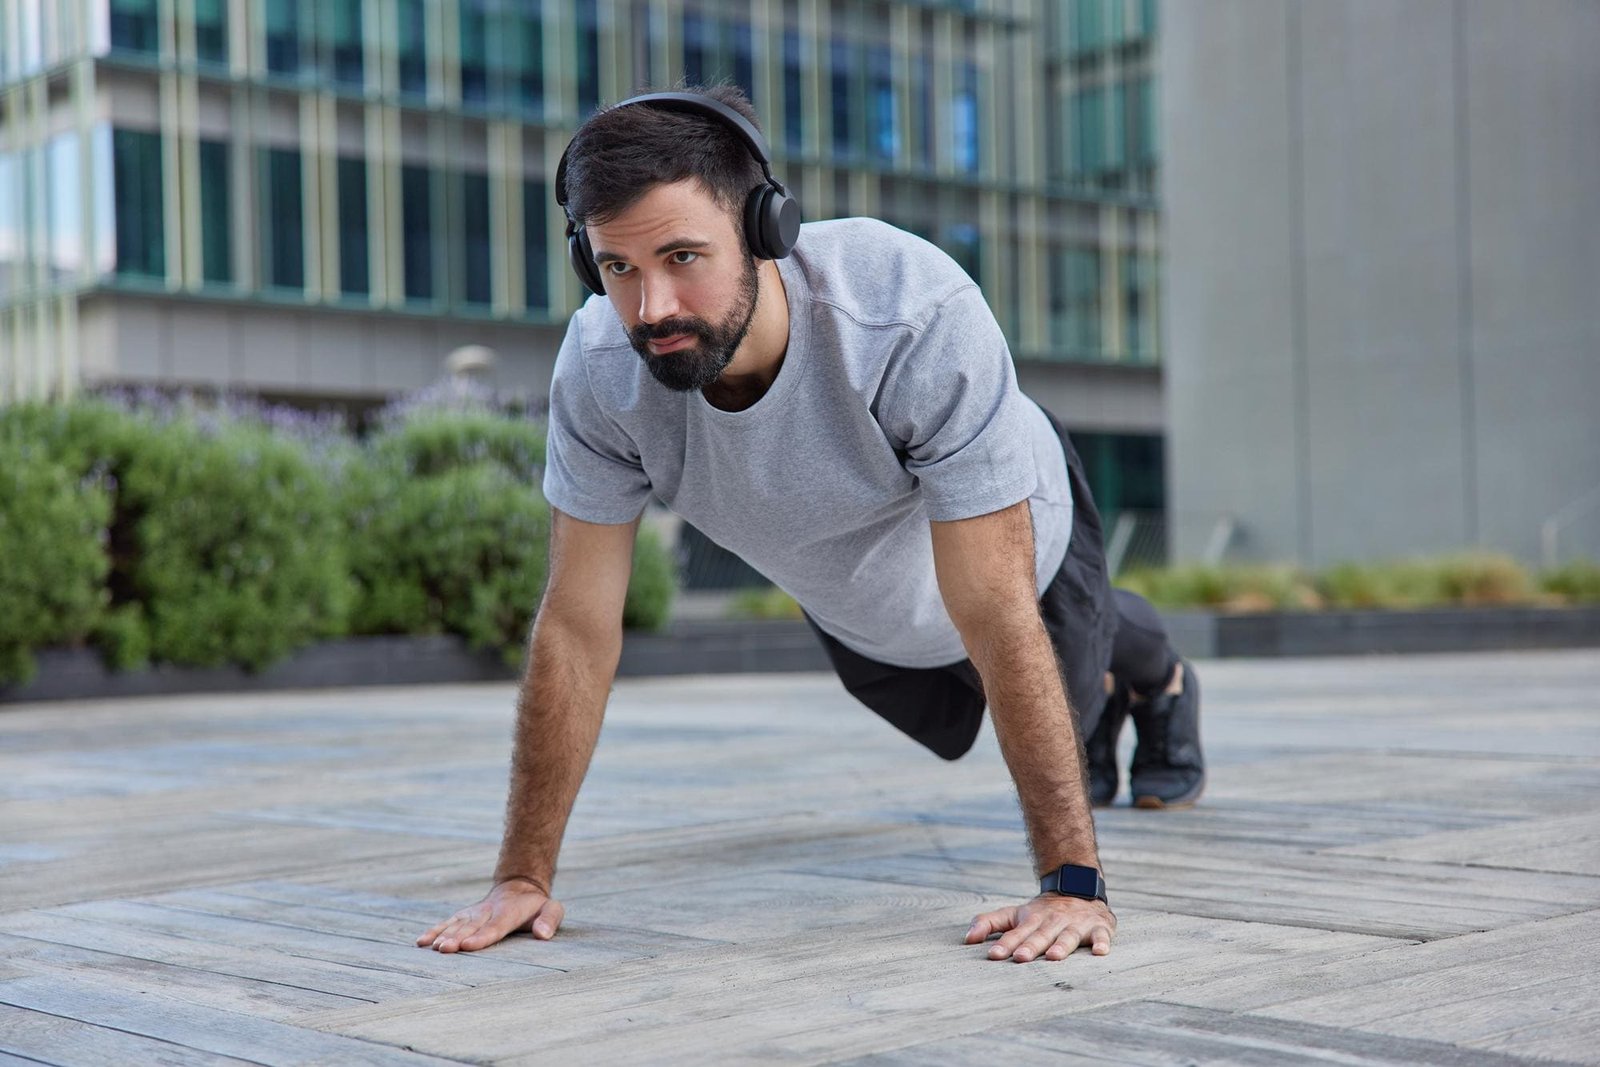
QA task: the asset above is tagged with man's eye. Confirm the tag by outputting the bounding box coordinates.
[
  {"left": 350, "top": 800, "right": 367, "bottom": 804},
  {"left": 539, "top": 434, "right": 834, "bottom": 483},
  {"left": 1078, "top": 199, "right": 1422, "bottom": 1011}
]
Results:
[
  {"left": 605, "top": 262, "right": 633, "bottom": 276},
  {"left": 670, "top": 250, "right": 699, "bottom": 265}
]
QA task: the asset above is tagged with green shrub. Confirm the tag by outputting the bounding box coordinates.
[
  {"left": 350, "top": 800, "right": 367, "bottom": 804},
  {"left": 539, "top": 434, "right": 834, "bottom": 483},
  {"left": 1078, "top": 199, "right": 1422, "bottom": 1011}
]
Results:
[
  {"left": 0, "top": 435, "right": 113, "bottom": 685},
  {"left": 344, "top": 460, "right": 552, "bottom": 663},
  {"left": 1118, "top": 563, "right": 1321, "bottom": 613},
  {"left": 4, "top": 399, "right": 353, "bottom": 673},
  {"left": 1540, "top": 559, "right": 1600, "bottom": 604},
  {"left": 726, "top": 585, "right": 803, "bottom": 621},
  {"left": 368, "top": 408, "right": 545, "bottom": 480},
  {"left": 120, "top": 415, "right": 353, "bottom": 669},
  {"left": 1319, "top": 553, "right": 1534, "bottom": 609},
  {"left": 624, "top": 523, "right": 677, "bottom": 631}
]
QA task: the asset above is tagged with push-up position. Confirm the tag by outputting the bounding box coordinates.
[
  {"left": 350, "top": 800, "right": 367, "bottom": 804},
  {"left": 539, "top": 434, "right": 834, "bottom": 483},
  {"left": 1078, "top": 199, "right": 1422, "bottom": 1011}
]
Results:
[{"left": 417, "top": 86, "right": 1203, "bottom": 964}]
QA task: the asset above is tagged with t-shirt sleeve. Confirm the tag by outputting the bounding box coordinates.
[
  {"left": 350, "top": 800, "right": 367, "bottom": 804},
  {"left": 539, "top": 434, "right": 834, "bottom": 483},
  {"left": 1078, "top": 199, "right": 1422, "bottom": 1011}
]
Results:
[
  {"left": 876, "top": 284, "right": 1039, "bottom": 522},
  {"left": 540, "top": 314, "right": 654, "bottom": 524}
]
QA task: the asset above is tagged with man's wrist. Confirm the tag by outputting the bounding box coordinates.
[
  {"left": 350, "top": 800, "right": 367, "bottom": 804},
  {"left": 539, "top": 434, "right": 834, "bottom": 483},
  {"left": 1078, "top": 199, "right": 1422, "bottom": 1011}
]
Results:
[
  {"left": 1038, "top": 862, "right": 1107, "bottom": 905},
  {"left": 495, "top": 873, "right": 551, "bottom": 893}
]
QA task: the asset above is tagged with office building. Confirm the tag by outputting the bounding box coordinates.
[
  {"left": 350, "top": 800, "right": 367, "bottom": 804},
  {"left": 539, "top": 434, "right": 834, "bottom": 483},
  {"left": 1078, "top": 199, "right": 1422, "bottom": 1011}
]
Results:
[{"left": 2, "top": 0, "right": 1167, "bottom": 564}]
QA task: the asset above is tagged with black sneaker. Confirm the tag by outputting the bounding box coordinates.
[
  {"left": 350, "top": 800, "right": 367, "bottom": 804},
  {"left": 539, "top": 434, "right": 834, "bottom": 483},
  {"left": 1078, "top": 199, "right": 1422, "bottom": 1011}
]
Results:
[
  {"left": 1085, "top": 684, "right": 1128, "bottom": 808},
  {"left": 1129, "top": 659, "right": 1206, "bottom": 809}
]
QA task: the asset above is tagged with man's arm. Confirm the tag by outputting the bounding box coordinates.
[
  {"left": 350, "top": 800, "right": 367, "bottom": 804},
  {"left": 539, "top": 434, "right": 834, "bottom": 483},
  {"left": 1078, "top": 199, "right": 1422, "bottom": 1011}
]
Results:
[
  {"left": 929, "top": 498, "right": 1115, "bottom": 962},
  {"left": 417, "top": 506, "right": 637, "bottom": 952}
]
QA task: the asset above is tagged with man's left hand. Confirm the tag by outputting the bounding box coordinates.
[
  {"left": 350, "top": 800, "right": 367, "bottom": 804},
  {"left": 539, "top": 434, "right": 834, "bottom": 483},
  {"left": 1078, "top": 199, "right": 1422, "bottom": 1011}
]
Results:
[{"left": 964, "top": 894, "right": 1116, "bottom": 962}]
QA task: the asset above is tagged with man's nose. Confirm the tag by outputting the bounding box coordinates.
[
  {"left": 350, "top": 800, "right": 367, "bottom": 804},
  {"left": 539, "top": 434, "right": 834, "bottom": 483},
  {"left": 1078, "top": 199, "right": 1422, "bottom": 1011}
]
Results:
[{"left": 638, "top": 274, "right": 682, "bottom": 325}]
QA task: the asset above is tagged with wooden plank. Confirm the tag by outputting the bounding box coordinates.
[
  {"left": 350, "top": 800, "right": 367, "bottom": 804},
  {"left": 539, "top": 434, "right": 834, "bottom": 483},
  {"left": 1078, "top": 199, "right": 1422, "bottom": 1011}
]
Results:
[
  {"left": 0, "top": 1003, "right": 264, "bottom": 1067},
  {"left": 3, "top": 937, "right": 368, "bottom": 1018},
  {"left": 837, "top": 1000, "right": 1586, "bottom": 1066},
  {"left": 302, "top": 911, "right": 1403, "bottom": 1065},
  {"left": 0, "top": 900, "right": 561, "bottom": 985},
  {"left": 0, "top": 911, "right": 470, "bottom": 1004},
  {"left": 1327, "top": 811, "right": 1600, "bottom": 876},
  {"left": 0, "top": 973, "right": 472, "bottom": 1067}
]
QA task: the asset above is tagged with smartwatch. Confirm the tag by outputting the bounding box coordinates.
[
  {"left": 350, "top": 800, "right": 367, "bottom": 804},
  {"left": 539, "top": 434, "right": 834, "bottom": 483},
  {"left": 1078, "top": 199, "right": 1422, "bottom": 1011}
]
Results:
[{"left": 1040, "top": 863, "right": 1108, "bottom": 905}]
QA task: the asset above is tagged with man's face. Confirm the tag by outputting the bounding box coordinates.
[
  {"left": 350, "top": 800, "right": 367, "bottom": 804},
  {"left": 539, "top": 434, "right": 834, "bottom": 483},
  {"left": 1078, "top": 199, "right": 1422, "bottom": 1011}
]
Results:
[{"left": 586, "top": 178, "right": 760, "bottom": 393}]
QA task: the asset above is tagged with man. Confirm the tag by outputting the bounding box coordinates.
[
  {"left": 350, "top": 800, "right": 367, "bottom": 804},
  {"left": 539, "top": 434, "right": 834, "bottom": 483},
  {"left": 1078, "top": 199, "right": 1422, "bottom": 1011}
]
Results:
[{"left": 416, "top": 86, "right": 1203, "bottom": 965}]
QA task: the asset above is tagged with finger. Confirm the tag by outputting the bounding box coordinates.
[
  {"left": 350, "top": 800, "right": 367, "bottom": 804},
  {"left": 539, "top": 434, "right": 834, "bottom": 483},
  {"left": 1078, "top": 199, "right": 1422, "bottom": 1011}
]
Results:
[
  {"left": 988, "top": 916, "right": 1045, "bottom": 960},
  {"left": 531, "top": 898, "right": 564, "bottom": 939},
  {"left": 965, "top": 907, "right": 1017, "bottom": 944},
  {"left": 1042, "top": 925, "right": 1092, "bottom": 961},
  {"left": 432, "top": 920, "right": 476, "bottom": 952},
  {"left": 1013, "top": 921, "right": 1076, "bottom": 964},
  {"left": 415, "top": 921, "right": 449, "bottom": 946},
  {"left": 1090, "top": 923, "right": 1113, "bottom": 956}
]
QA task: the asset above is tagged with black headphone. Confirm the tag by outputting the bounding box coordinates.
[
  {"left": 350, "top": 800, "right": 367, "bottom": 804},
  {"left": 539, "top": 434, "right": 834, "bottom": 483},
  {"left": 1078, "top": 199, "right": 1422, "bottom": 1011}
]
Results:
[{"left": 554, "top": 92, "right": 803, "bottom": 297}]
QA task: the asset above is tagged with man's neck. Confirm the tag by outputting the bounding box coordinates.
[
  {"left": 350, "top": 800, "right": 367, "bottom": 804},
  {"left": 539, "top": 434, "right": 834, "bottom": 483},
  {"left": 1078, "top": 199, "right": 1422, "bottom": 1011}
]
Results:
[{"left": 701, "top": 260, "right": 789, "bottom": 412}]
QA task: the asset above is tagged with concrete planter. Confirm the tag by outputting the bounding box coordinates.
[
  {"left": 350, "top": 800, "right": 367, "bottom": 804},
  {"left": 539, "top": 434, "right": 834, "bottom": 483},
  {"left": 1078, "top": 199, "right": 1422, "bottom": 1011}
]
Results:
[{"left": 3, "top": 608, "right": 1596, "bottom": 705}]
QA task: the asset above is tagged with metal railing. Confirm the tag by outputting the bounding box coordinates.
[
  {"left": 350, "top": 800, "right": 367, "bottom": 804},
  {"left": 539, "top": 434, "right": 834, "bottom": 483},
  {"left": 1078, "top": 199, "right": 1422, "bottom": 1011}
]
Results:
[{"left": 1541, "top": 484, "right": 1600, "bottom": 569}]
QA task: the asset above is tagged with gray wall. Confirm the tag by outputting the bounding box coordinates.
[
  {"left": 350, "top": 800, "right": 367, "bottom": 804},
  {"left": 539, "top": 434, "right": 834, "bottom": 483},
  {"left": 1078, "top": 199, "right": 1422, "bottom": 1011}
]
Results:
[
  {"left": 1161, "top": 0, "right": 1600, "bottom": 566},
  {"left": 79, "top": 293, "right": 566, "bottom": 403}
]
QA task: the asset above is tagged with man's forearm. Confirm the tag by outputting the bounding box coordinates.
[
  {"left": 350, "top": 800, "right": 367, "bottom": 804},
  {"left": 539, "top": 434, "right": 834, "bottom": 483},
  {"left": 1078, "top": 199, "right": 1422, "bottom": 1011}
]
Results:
[
  {"left": 966, "top": 613, "right": 1100, "bottom": 877},
  {"left": 491, "top": 610, "right": 621, "bottom": 892}
]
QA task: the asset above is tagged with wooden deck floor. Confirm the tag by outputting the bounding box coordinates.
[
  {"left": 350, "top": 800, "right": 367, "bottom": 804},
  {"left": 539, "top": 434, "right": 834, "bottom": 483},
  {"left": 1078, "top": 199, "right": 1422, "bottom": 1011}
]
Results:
[{"left": 2, "top": 649, "right": 1597, "bottom": 1066}]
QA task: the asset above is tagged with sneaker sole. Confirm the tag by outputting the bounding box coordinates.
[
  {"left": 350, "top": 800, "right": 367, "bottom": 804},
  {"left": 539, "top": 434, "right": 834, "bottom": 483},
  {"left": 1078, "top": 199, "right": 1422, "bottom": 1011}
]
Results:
[{"left": 1132, "top": 777, "right": 1205, "bottom": 810}]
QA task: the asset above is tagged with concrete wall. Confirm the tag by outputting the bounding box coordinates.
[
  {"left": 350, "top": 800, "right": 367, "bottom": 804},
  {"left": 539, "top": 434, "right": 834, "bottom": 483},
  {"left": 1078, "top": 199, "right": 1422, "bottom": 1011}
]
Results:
[
  {"left": 1161, "top": 0, "right": 1600, "bottom": 566},
  {"left": 78, "top": 292, "right": 565, "bottom": 403}
]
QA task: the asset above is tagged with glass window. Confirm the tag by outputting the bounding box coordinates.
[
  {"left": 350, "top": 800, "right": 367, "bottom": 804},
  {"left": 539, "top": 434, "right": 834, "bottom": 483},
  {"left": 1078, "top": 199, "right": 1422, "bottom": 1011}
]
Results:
[
  {"left": 1072, "top": 0, "right": 1103, "bottom": 53},
  {"left": 952, "top": 62, "right": 978, "bottom": 174},
  {"left": 868, "top": 45, "right": 897, "bottom": 164},
  {"left": 402, "top": 163, "right": 433, "bottom": 301},
  {"left": 198, "top": 139, "right": 230, "bottom": 284},
  {"left": 46, "top": 133, "right": 83, "bottom": 283},
  {"left": 829, "top": 38, "right": 855, "bottom": 160},
  {"left": 1050, "top": 245, "right": 1101, "bottom": 356},
  {"left": 460, "top": 0, "right": 488, "bottom": 105},
  {"left": 732, "top": 20, "right": 753, "bottom": 100},
  {"left": 265, "top": 0, "right": 301, "bottom": 76},
  {"left": 911, "top": 52, "right": 932, "bottom": 168},
  {"left": 1107, "top": 80, "right": 1127, "bottom": 177},
  {"left": 511, "top": 2, "right": 543, "bottom": 115},
  {"left": 109, "top": 0, "right": 159, "bottom": 56},
  {"left": 522, "top": 178, "right": 547, "bottom": 313},
  {"left": 462, "top": 171, "right": 491, "bottom": 306},
  {"left": 782, "top": 31, "right": 805, "bottom": 155},
  {"left": 337, "top": 157, "right": 368, "bottom": 295},
  {"left": 1073, "top": 87, "right": 1103, "bottom": 181},
  {"left": 260, "top": 147, "right": 303, "bottom": 289},
  {"left": 576, "top": 3, "right": 599, "bottom": 116},
  {"left": 323, "top": 0, "right": 363, "bottom": 87},
  {"left": 397, "top": 0, "right": 426, "bottom": 98},
  {"left": 683, "top": 10, "right": 707, "bottom": 86},
  {"left": 112, "top": 128, "right": 165, "bottom": 278},
  {"left": 941, "top": 221, "right": 980, "bottom": 284},
  {"left": 0, "top": 153, "right": 20, "bottom": 298},
  {"left": 1142, "top": 0, "right": 1159, "bottom": 39},
  {"left": 195, "top": 0, "right": 227, "bottom": 65}
]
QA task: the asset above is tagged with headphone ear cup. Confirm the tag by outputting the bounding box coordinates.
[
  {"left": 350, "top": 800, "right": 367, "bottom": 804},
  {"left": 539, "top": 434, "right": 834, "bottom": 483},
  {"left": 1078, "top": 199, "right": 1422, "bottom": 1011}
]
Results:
[
  {"left": 569, "top": 225, "right": 605, "bottom": 296},
  {"left": 743, "top": 184, "right": 802, "bottom": 260}
]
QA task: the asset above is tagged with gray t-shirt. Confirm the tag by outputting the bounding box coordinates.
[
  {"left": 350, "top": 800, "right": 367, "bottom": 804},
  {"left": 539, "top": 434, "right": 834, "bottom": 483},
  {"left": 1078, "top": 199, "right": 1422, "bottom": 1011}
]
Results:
[{"left": 541, "top": 217, "right": 1072, "bottom": 668}]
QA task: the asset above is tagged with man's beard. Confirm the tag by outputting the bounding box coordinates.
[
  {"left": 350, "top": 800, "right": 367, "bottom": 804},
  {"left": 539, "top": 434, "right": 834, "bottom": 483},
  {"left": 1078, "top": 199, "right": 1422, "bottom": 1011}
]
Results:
[{"left": 628, "top": 255, "right": 761, "bottom": 393}]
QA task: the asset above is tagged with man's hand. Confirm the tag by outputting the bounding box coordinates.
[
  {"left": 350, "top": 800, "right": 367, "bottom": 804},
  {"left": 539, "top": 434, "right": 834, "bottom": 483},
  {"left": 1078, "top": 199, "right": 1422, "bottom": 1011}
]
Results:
[
  {"left": 964, "top": 894, "right": 1116, "bottom": 962},
  {"left": 415, "top": 879, "right": 564, "bottom": 953}
]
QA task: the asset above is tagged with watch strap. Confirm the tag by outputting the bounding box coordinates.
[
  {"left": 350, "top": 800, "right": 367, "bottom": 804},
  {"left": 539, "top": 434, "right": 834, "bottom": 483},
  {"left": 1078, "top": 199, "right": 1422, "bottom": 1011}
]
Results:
[{"left": 1039, "top": 863, "right": 1107, "bottom": 904}]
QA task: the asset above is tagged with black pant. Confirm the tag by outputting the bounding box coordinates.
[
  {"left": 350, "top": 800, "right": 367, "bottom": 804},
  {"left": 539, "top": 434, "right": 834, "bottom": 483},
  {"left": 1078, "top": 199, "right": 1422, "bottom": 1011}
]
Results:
[{"left": 803, "top": 406, "right": 1179, "bottom": 761}]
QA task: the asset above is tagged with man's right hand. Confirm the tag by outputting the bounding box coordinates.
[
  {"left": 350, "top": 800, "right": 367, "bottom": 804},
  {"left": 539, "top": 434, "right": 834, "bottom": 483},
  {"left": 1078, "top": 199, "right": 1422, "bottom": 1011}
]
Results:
[{"left": 415, "top": 879, "right": 564, "bottom": 953}]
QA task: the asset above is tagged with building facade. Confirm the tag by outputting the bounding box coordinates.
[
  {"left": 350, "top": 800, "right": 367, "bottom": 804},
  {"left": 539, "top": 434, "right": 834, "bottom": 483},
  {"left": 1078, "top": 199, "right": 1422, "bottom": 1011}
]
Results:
[
  {"left": 1161, "top": 0, "right": 1600, "bottom": 567},
  {"left": 1, "top": 0, "right": 1167, "bottom": 545}
]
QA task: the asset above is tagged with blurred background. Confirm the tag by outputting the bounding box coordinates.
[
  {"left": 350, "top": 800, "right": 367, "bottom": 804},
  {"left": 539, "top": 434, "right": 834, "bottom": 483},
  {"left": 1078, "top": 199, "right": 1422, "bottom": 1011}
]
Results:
[{"left": 1, "top": 0, "right": 1596, "bottom": 593}]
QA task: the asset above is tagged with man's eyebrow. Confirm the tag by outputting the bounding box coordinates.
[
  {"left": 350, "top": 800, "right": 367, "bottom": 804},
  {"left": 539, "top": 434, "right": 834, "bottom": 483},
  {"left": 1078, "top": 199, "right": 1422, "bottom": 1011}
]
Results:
[{"left": 592, "top": 238, "right": 713, "bottom": 265}]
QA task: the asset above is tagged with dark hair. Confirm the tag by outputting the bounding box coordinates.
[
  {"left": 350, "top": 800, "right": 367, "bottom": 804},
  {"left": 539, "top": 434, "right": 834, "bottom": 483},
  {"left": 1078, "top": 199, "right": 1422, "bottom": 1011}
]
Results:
[{"left": 561, "top": 84, "right": 769, "bottom": 238}]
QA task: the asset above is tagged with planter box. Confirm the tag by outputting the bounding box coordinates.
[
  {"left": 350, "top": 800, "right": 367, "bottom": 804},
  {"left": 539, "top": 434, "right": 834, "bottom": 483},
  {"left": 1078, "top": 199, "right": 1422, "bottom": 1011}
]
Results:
[
  {"left": 0, "top": 620, "right": 832, "bottom": 705},
  {"left": 3, "top": 608, "right": 1596, "bottom": 705},
  {"left": 1165, "top": 605, "right": 1600, "bottom": 659}
]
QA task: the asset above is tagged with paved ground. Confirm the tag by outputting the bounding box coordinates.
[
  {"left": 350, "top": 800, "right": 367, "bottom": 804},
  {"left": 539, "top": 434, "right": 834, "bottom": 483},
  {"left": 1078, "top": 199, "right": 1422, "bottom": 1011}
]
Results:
[{"left": 1, "top": 650, "right": 1597, "bottom": 1066}]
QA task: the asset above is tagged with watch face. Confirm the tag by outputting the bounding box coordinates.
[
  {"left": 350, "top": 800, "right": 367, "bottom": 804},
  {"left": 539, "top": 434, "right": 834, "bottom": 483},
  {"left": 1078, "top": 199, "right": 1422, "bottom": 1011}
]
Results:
[{"left": 1057, "top": 865, "right": 1100, "bottom": 898}]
